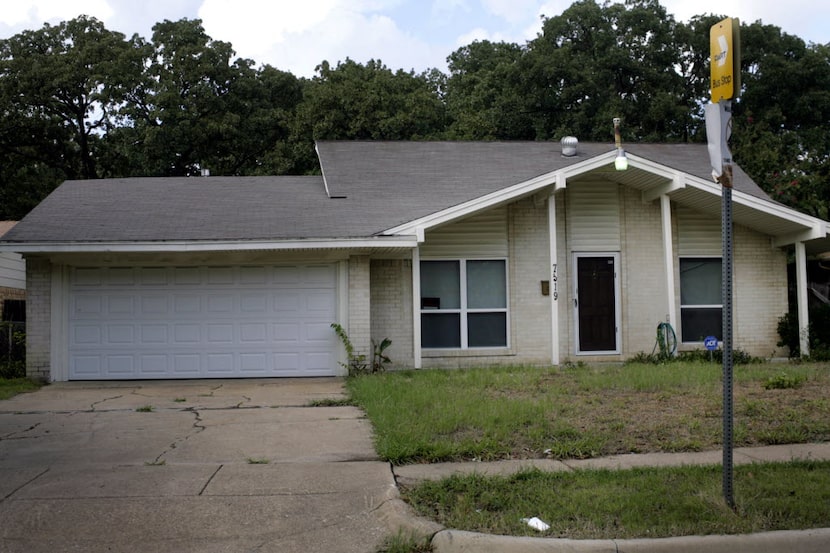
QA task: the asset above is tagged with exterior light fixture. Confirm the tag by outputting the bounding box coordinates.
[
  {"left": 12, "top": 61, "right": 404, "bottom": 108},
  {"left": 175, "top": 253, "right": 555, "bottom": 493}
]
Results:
[{"left": 613, "top": 117, "right": 628, "bottom": 171}]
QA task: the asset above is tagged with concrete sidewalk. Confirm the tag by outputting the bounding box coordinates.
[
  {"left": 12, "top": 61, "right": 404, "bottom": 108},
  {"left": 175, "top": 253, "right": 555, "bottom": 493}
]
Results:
[
  {"left": 0, "top": 379, "right": 397, "bottom": 553},
  {"left": 387, "top": 443, "right": 830, "bottom": 553},
  {"left": 393, "top": 441, "right": 830, "bottom": 485}
]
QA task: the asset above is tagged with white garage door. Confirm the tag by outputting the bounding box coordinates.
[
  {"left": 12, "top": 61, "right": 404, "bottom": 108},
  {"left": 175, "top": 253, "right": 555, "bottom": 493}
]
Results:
[{"left": 68, "top": 265, "right": 339, "bottom": 380}]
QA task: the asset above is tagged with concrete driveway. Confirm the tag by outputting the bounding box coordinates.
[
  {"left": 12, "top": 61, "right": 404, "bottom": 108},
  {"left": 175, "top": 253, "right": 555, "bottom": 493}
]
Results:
[{"left": 0, "top": 379, "right": 396, "bottom": 553}]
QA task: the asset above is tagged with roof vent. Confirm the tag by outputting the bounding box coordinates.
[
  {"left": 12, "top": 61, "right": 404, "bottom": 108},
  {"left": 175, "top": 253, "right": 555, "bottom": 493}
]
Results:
[{"left": 561, "top": 136, "right": 578, "bottom": 157}]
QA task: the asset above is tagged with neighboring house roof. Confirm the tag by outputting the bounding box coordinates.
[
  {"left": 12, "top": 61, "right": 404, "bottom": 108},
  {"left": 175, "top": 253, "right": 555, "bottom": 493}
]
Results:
[
  {"left": 0, "top": 221, "right": 17, "bottom": 238},
  {"left": 1, "top": 141, "right": 827, "bottom": 253}
]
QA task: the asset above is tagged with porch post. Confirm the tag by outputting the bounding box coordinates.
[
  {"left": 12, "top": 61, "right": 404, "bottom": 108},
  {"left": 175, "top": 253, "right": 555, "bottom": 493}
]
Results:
[
  {"left": 795, "top": 241, "right": 810, "bottom": 357},
  {"left": 660, "top": 195, "right": 677, "bottom": 333},
  {"left": 412, "top": 247, "right": 422, "bottom": 368},
  {"left": 549, "top": 193, "right": 560, "bottom": 365}
]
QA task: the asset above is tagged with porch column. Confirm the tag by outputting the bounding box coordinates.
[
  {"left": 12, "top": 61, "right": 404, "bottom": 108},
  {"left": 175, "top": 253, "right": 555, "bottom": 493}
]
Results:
[
  {"left": 660, "top": 195, "right": 677, "bottom": 334},
  {"left": 795, "top": 241, "right": 810, "bottom": 357},
  {"left": 412, "top": 247, "right": 422, "bottom": 368},
  {"left": 549, "top": 193, "right": 560, "bottom": 365}
]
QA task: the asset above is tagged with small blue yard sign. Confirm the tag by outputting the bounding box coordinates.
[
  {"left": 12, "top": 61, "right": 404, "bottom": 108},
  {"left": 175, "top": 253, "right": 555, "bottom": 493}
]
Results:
[{"left": 704, "top": 336, "right": 719, "bottom": 351}]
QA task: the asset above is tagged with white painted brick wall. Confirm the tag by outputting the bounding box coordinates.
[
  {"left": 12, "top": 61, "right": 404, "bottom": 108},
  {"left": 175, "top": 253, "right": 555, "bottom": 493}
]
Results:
[
  {"left": 620, "top": 186, "right": 669, "bottom": 355},
  {"left": 508, "top": 198, "right": 552, "bottom": 363},
  {"left": 734, "top": 225, "right": 788, "bottom": 357},
  {"left": 348, "top": 255, "right": 371, "bottom": 359},
  {"left": 25, "top": 257, "right": 51, "bottom": 381},
  {"left": 370, "top": 259, "right": 413, "bottom": 368}
]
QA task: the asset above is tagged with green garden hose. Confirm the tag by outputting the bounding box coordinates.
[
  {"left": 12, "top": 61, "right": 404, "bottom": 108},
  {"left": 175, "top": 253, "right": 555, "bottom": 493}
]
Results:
[{"left": 653, "top": 321, "right": 677, "bottom": 358}]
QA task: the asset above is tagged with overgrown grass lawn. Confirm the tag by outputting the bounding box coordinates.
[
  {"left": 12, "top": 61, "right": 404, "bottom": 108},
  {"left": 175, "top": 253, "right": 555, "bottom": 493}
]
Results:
[
  {"left": 0, "top": 377, "right": 42, "bottom": 400},
  {"left": 403, "top": 461, "right": 830, "bottom": 539},
  {"left": 347, "top": 363, "right": 830, "bottom": 464}
]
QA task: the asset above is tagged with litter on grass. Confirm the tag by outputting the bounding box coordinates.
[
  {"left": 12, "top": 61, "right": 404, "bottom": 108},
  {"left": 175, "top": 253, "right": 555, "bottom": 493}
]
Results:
[{"left": 521, "top": 517, "right": 550, "bottom": 531}]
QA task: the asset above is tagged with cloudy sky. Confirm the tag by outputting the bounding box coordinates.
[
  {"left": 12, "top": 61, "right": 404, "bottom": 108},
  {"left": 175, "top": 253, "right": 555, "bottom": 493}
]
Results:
[{"left": 1, "top": 0, "right": 827, "bottom": 78}]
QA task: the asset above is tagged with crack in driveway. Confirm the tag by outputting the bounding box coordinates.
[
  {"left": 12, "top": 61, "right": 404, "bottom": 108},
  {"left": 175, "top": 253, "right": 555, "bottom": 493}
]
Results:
[
  {"left": 152, "top": 407, "right": 207, "bottom": 464},
  {"left": 0, "top": 421, "right": 42, "bottom": 441},
  {"left": 90, "top": 394, "right": 124, "bottom": 412}
]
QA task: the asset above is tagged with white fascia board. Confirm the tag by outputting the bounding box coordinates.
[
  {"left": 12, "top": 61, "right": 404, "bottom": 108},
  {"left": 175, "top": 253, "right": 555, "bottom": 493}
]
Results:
[
  {"left": 382, "top": 151, "right": 618, "bottom": 236},
  {"left": 625, "top": 153, "right": 682, "bottom": 179},
  {"left": 0, "top": 237, "right": 418, "bottom": 254},
  {"left": 681, "top": 172, "right": 827, "bottom": 234}
]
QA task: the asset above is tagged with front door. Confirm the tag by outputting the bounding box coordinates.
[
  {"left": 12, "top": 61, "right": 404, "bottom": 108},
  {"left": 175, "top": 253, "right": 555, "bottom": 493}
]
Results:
[{"left": 574, "top": 254, "right": 619, "bottom": 353}]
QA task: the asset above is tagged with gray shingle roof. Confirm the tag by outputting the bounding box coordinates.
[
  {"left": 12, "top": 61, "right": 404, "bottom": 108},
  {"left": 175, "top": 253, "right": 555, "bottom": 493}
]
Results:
[
  {"left": 2, "top": 141, "right": 771, "bottom": 243},
  {"left": 0, "top": 176, "right": 379, "bottom": 242}
]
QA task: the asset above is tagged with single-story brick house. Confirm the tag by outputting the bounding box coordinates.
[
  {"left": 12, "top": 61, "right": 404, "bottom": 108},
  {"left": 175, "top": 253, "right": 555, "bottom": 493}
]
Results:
[{"left": 1, "top": 141, "right": 828, "bottom": 381}]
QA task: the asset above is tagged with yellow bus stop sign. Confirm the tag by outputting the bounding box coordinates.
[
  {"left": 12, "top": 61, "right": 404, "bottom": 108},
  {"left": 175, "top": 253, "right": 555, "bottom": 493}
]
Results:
[{"left": 710, "top": 17, "right": 741, "bottom": 102}]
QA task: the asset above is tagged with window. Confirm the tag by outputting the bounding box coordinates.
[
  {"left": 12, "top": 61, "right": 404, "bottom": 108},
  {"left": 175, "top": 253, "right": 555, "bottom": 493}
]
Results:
[
  {"left": 420, "top": 259, "right": 507, "bottom": 349},
  {"left": 679, "top": 258, "right": 722, "bottom": 342}
]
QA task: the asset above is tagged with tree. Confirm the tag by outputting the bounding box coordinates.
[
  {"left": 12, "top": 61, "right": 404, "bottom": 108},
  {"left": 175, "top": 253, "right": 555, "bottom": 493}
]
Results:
[
  {"left": 524, "top": 0, "right": 690, "bottom": 141},
  {"left": 0, "top": 16, "right": 147, "bottom": 217},
  {"left": 286, "top": 58, "right": 447, "bottom": 171},
  {"left": 731, "top": 23, "right": 830, "bottom": 218},
  {"left": 111, "top": 19, "right": 264, "bottom": 176},
  {"left": 443, "top": 40, "right": 533, "bottom": 139}
]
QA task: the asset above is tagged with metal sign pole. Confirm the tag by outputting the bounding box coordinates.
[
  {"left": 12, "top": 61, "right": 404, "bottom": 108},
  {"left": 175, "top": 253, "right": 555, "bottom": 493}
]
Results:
[
  {"left": 721, "top": 157, "right": 735, "bottom": 510},
  {"left": 709, "top": 16, "right": 740, "bottom": 510}
]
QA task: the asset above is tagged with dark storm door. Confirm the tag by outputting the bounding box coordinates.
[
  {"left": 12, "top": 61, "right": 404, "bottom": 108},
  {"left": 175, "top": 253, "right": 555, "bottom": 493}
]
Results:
[{"left": 575, "top": 255, "right": 618, "bottom": 353}]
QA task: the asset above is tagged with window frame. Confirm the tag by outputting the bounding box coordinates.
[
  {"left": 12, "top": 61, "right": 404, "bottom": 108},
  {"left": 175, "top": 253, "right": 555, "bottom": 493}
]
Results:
[
  {"left": 420, "top": 258, "right": 509, "bottom": 350},
  {"left": 679, "top": 256, "right": 723, "bottom": 343}
]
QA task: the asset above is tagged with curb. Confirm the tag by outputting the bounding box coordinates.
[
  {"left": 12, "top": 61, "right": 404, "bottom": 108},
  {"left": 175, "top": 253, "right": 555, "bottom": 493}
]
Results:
[{"left": 429, "top": 528, "right": 830, "bottom": 553}]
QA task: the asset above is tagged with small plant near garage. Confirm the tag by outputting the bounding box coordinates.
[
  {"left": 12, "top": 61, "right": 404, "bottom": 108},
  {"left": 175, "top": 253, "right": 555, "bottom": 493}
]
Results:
[
  {"left": 135, "top": 405, "right": 154, "bottom": 412},
  {"left": 331, "top": 323, "right": 392, "bottom": 376}
]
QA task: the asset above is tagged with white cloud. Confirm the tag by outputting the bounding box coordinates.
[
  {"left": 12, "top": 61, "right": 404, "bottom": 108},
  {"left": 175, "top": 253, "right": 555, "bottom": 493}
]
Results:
[
  {"left": 199, "top": 0, "right": 441, "bottom": 76},
  {"left": 0, "top": 0, "right": 114, "bottom": 27},
  {"left": 481, "top": 0, "right": 542, "bottom": 24}
]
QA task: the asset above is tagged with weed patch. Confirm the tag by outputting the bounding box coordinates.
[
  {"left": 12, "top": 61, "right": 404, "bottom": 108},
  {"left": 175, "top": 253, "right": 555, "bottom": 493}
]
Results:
[
  {"left": 402, "top": 461, "right": 830, "bottom": 539},
  {"left": 348, "top": 363, "right": 830, "bottom": 464},
  {"left": 246, "top": 457, "right": 270, "bottom": 464},
  {"left": 0, "top": 378, "right": 42, "bottom": 400}
]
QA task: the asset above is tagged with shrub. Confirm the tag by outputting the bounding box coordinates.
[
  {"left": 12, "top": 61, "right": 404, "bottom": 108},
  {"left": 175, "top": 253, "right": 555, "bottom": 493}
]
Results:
[{"left": 763, "top": 373, "right": 804, "bottom": 390}]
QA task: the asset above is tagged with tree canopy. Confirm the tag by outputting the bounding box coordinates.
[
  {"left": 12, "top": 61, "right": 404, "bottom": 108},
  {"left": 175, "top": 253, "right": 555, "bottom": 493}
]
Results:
[{"left": 1, "top": 1, "right": 828, "bottom": 221}]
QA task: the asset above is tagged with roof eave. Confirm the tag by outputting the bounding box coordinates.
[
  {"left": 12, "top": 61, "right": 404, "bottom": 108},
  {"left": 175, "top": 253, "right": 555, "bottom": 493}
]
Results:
[
  {"left": 0, "top": 236, "right": 418, "bottom": 254},
  {"left": 381, "top": 150, "right": 618, "bottom": 238},
  {"left": 380, "top": 149, "right": 829, "bottom": 247}
]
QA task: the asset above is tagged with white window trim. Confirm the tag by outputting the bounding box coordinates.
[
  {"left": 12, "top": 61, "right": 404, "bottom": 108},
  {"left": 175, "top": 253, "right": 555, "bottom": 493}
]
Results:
[
  {"left": 420, "top": 257, "right": 510, "bottom": 350},
  {"left": 679, "top": 256, "right": 723, "bottom": 344}
]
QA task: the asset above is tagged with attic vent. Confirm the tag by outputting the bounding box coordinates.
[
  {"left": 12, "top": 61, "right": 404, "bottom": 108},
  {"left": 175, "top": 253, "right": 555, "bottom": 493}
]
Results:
[{"left": 561, "top": 136, "right": 578, "bottom": 157}]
